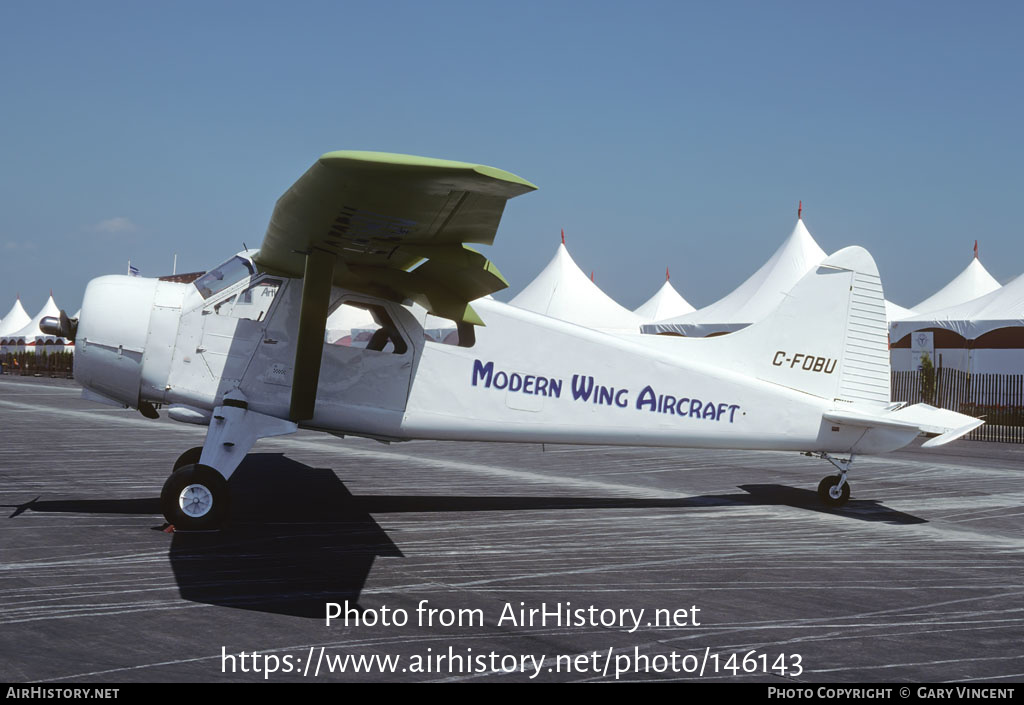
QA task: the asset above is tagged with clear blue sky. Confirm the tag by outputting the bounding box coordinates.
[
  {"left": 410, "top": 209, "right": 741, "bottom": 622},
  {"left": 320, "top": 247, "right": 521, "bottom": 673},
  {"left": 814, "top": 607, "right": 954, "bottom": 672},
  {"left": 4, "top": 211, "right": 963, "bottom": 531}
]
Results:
[{"left": 2, "top": 1, "right": 1021, "bottom": 316}]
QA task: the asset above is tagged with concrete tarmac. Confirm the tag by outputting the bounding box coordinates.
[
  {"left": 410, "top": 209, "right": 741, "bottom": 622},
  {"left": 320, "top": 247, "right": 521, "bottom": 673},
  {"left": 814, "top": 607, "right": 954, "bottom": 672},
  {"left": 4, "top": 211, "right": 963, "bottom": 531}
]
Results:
[{"left": 1, "top": 376, "right": 1022, "bottom": 683}]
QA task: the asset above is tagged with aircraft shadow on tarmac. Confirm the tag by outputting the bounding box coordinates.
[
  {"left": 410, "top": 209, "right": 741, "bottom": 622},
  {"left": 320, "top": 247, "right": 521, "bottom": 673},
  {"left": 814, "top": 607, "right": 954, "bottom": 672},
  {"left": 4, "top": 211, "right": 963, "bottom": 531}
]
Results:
[
  {"left": 355, "top": 483, "right": 927, "bottom": 526},
  {"left": 4, "top": 454, "right": 925, "bottom": 618}
]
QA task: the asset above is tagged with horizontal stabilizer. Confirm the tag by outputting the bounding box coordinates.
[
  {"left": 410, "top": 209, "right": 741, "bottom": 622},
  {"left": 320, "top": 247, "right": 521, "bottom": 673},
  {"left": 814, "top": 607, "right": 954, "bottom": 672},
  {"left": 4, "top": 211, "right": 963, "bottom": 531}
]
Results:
[
  {"left": 886, "top": 403, "right": 985, "bottom": 446},
  {"left": 823, "top": 409, "right": 920, "bottom": 432},
  {"left": 921, "top": 420, "right": 986, "bottom": 448},
  {"left": 826, "top": 403, "right": 983, "bottom": 449}
]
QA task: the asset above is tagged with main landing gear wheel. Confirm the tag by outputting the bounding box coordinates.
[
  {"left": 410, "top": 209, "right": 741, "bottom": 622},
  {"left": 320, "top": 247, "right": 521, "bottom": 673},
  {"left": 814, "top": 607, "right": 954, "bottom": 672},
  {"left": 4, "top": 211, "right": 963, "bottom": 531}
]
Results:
[
  {"left": 172, "top": 446, "right": 204, "bottom": 473},
  {"left": 161, "top": 464, "right": 229, "bottom": 530},
  {"left": 817, "top": 475, "right": 850, "bottom": 507}
]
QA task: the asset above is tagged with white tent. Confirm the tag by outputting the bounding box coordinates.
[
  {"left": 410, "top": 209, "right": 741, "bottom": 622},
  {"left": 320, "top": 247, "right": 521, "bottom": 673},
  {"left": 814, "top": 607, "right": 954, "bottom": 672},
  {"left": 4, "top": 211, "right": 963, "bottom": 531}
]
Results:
[
  {"left": 4, "top": 294, "right": 64, "bottom": 349},
  {"left": 643, "top": 217, "right": 827, "bottom": 336},
  {"left": 633, "top": 269, "right": 695, "bottom": 322},
  {"left": 885, "top": 300, "right": 916, "bottom": 322},
  {"left": 911, "top": 251, "right": 1001, "bottom": 315},
  {"left": 890, "top": 272, "right": 1024, "bottom": 374},
  {"left": 509, "top": 239, "right": 644, "bottom": 332},
  {"left": 0, "top": 297, "right": 31, "bottom": 339},
  {"left": 892, "top": 272, "right": 1023, "bottom": 343}
]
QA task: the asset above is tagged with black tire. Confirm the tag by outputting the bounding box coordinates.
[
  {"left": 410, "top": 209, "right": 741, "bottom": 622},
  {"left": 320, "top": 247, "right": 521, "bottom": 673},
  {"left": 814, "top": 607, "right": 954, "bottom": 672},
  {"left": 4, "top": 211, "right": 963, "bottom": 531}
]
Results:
[
  {"left": 817, "top": 475, "right": 850, "bottom": 507},
  {"left": 172, "top": 446, "right": 204, "bottom": 473},
  {"left": 161, "top": 464, "right": 229, "bottom": 530}
]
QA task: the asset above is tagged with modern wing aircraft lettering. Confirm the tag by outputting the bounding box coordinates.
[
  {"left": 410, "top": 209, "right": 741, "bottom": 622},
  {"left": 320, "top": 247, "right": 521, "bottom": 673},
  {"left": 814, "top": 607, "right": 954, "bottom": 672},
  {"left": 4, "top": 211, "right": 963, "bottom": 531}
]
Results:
[{"left": 40, "top": 150, "right": 984, "bottom": 531}]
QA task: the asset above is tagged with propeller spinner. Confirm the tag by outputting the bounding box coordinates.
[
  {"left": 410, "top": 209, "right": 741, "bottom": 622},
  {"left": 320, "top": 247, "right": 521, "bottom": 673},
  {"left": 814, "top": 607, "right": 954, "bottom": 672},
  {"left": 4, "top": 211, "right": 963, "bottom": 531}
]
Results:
[{"left": 39, "top": 310, "right": 78, "bottom": 341}]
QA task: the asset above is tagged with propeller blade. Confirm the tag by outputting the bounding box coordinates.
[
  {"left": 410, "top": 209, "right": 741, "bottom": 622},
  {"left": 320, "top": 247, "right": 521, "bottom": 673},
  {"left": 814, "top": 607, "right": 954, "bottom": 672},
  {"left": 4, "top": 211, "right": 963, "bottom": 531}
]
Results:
[{"left": 60, "top": 310, "right": 78, "bottom": 341}]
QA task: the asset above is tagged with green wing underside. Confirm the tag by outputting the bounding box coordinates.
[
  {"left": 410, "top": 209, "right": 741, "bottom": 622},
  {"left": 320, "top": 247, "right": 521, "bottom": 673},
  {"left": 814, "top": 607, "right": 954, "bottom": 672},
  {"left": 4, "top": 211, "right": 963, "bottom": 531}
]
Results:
[{"left": 253, "top": 151, "right": 537, "bottom": 324}]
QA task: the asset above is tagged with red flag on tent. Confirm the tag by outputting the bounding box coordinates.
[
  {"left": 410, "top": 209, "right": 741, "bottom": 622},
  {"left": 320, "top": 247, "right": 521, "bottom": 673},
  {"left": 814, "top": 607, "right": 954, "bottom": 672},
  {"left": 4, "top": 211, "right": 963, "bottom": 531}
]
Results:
[
  {"left": 798, "top": 200, "right": 802, "bottom": 219},
  {"left": 666, "top": 267, "right": 670, "bottom": 281},
  {"left": 974, "top": 240, "right": 978, "bottom": 258},
  {"left": 561, "top": 229, "right": 565, "bottom": 244}
]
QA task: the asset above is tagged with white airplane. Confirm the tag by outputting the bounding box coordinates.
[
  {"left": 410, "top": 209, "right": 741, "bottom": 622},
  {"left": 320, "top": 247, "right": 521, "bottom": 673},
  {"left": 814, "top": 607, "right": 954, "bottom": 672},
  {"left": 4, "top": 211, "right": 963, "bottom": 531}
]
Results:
[{"left": 43, "top": 151, "right": 983, "bottom": 530}]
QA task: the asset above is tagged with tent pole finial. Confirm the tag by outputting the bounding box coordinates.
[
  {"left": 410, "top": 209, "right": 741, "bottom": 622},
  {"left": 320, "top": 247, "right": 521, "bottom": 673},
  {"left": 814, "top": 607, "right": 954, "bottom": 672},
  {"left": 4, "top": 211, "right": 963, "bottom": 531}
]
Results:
[
  {"left": 561, "top": 228, "right": 565, "bottom": 245},
  {"left": 798, "top": 200, "right": 802, "bottom": 220},
  {"left": 974, "top": 240, "right": 978, "bottom": 259},
  {"left": 666, "top": 266, "right": 670, "bottom": 281}
]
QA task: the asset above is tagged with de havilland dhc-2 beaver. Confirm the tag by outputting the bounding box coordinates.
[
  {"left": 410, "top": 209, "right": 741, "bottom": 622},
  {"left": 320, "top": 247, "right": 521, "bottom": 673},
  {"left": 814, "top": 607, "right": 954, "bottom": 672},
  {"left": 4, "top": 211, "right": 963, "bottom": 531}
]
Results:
[{"left": 41, "top": 151, "right": 983, "bottom": 530}]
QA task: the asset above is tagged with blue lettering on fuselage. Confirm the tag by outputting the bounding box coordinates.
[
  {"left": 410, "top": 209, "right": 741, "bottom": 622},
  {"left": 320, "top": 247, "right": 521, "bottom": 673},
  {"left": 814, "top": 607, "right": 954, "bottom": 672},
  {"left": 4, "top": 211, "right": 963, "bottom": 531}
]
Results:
[
  {"left": 471, "top": 361, "right": 739, "bottom": 422},
  {"left": 636, "top": 384, "right": 740, "bottom": 423},
  {"left": 472, "top": 359, "right": 562, "bottom": 398},
  {"left": 572, "top": 375, "right": 629, "bottom": 408}
]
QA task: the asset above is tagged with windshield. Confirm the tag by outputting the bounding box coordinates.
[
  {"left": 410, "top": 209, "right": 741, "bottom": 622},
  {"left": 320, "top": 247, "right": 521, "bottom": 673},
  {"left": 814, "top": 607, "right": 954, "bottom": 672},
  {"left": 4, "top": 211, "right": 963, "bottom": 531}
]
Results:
[{"left": 193, "top": 256, "right": 255, "bottom": 299}]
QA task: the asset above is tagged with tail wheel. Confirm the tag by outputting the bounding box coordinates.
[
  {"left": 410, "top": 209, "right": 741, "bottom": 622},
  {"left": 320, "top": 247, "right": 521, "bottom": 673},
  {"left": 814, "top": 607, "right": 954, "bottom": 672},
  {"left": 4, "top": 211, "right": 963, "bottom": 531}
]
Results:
[
  {"left": 161, "top": 464, "right": 229, "bottom": 530},
  {"left": 172, "top": 446, "right": 204, "bottom": 473},
  {"left": 817, "top": 475, "right": 850, "bottom": 507}
]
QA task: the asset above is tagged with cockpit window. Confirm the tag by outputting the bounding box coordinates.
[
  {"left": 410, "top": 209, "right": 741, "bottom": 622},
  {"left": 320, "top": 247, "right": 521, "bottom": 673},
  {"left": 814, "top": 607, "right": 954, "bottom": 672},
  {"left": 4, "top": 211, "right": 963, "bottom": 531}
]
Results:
[
  {"left": 325, "top": 301, "right": 408, "bottom": 355},
  {"left": 194, "top": 256, "right": 255, "bottom": 299}
]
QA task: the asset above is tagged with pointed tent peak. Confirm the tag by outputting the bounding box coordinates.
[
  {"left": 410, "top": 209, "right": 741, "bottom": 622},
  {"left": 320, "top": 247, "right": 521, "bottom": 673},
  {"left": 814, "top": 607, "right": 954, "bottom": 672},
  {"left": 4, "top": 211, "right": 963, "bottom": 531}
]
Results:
[
  {"left": 509, "top": 239, "right": 644, "bottom": 331},
  {"left": 885, "top": 299, "right": 915, "bottom": 322},
  {"left": 5, "top": 294, "right": 63, "bottom": 342},
  {"left": 892, "top": 268, "right": 1024, "bottom": 342},
  {"left": 965, "top": 255, "right": 998, "bottom": 279},
  {"left": 634, "top": 277, "right": 696, "bottom": 321},
  {"left": 911, "top": 252, "right": 1002, "bottom": 314},
  {"left": 35, "top": 295, "right": 61, "bottom": 319},
  {"left": 787, "top": 217, "right": 823, "bottom": 259},
  {"left": 553, "top": 237, "right": 573, "bottom": 260},
  {"left": 655, "top": 278, "right": 692, "bottom": 305},
  {"left": 0, "top": 297, "right": 32, "bottom": 337},
  {"left": 642, "top": 217, "right": 827, "bottom": 336}
]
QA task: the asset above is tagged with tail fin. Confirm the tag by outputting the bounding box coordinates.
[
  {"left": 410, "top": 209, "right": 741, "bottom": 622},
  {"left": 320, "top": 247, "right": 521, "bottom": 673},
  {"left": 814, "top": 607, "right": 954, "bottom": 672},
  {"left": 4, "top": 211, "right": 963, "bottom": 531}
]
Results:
[
  {"left": 692, "top": 246, "right": 890, "bottom": 404},
  {"left": 684, "top": 246, "right": 983, "bottom": 450}
]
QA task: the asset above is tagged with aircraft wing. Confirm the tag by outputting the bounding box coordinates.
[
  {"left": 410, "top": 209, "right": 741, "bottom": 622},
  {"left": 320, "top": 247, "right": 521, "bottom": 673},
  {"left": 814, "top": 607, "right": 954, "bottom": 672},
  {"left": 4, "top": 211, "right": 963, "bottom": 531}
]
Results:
[
  {"left": 252, "top": 151, "right": 536, "bottom": 421},
  {"left": 253, "top": 150, "right": 536, "bottom": 324}
]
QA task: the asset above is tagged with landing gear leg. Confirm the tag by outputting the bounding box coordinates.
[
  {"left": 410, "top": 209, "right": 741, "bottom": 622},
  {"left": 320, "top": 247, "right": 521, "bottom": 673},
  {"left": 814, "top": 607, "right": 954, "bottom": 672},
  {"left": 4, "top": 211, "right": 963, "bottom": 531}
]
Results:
[
  {"left": 161, "top": 392, "right": 298, "bottom": 530},
  {"left": 814, "top": 452, "right": 853, "bottom": 507}
]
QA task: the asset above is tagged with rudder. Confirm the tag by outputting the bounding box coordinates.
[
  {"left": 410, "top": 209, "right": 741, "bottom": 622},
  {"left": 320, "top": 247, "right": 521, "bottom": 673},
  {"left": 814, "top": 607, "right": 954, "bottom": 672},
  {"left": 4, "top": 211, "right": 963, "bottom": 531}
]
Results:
[{"left": 688, "top": 246, "right": 891, "bottom": 404}]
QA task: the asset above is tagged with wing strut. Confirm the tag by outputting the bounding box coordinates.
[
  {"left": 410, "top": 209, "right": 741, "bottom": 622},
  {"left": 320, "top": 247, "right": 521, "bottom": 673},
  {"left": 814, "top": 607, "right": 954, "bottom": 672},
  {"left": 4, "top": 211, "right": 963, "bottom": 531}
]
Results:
[{"left": 289, "top": 249, "right": 335, "bottom": 421}]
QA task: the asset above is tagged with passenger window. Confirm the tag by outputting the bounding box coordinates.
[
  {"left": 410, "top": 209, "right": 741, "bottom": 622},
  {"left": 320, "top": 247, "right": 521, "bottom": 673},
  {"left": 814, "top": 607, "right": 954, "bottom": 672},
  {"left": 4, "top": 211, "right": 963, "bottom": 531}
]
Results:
[
  {"left": 211, "top": 294, "right": 237, "bottom": 315},
  {"left": 325, "top": 301, "right": 407, "bottom": 354},
  {"left": 231, "top": 279, "right": 281, "bottom": 321},
  {"left": 424, "top": 320, "right": 476, "bottom": 348},
  {"left": 206, "top": 278, "right": 281, "bottom": 321}
]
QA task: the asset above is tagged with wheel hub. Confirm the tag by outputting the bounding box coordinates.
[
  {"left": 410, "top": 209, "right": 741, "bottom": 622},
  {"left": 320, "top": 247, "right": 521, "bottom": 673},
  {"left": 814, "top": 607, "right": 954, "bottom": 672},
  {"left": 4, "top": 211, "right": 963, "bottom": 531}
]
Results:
[{"left": 178, "top": 484, "right": 214, "bottom": 518}]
